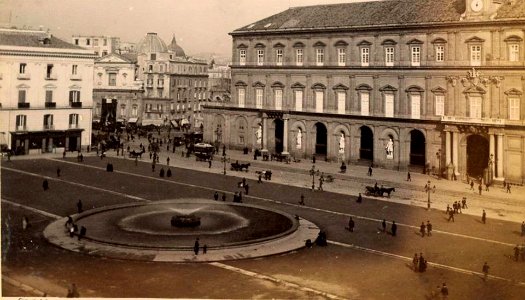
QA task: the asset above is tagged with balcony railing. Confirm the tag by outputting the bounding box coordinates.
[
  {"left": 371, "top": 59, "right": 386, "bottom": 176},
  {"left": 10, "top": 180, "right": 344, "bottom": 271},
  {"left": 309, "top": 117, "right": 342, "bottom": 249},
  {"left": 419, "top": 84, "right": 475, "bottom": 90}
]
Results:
[
  {"left": 45, "top": 74, "right": 57, "bottom": 80},
  {"left": 18, "top": 102, "right": 30, "bottom": 108},
  {"left": 69, "top": 123, "right": 79, "bottom": 129},
  {"left": 16, "top": 125, "right": 26, "bottom": 131},
  {"left": 17, "top": 73, "right": 31, "bottom": 80},
  {"left": 146, "top": 82, "right": 154, "bottom": 88},
  {"left": 45, "top": 102, "right": 56, "bottom": 108},
  {"left": 70, "top": 74, "right": 82, "bottom": 81},
  {"left": 70, "top": 102, "right": 82, "bottom": 108},
  {"left": 158, "top": 83, "right": 164, "bottom": 88},
  {"left": 43, "top": 124, "right": 55, "bottom": 130}
]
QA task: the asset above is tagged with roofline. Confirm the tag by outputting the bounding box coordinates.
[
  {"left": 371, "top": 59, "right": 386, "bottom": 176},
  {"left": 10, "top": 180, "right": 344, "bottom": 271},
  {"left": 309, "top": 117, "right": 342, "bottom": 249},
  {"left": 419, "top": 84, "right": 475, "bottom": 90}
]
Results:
[{"left": 229, "top": 19, "right": 525, "bottom": 36}]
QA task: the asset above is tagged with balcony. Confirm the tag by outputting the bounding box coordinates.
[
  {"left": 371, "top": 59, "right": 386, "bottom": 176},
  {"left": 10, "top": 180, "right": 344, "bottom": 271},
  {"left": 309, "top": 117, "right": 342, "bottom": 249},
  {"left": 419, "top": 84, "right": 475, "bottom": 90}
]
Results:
[
  {"left": 45, "top": 74, "right": 57, "bottom": 80},
  {"left": 16, "top": 125, "right": 26, "bottom": 131},
  {"left": 70, "top": 74, "right": 82, "bottom": 81},
  {"left": 69, "top": 124, "right": 79, "bottom": 129},
  {"left": 146, "top": 81, "right": 154, "bottom": 88},
  {"left": 157, "top": 83, "right": 164, "bottom": 88},
  {"left": 70, "top": 102, "right": 82, "bottom": 108},
  {"left": 17, "top": 73, "right": 31, "bottom": 80},
  {"left": 45, "top": 102, "right": 56, "bottom": 108},
  {"left": 18, "top": 102, "right": 30, "bottom": 108},
  {"left": 43, "top": 124, "right": 55, "bottom": 130}
]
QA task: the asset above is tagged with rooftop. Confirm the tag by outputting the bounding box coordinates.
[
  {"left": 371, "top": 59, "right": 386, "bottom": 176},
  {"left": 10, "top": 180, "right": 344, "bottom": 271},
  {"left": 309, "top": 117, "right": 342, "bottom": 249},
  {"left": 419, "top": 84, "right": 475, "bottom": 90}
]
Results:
[{"left": 0, "top": 28, "right": 85, "bottom": 50}]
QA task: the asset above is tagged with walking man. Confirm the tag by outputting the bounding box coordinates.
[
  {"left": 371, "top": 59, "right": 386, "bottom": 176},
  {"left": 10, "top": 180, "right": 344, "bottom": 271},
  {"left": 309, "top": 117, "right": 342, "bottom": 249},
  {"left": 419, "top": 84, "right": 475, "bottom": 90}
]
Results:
[
  {"left": 221, "top": 193, "right": 226, "bottom": 202},
  {"left": 77, "top": 199, "right": 83, "bottom": 214},
  {"left": 382, "top": 219, "right": 387, "bottom": 233},
  {"left": 213, "top": 191, "right": 219, "bottom": 201},
  {"left": 420, "top": 222, "right": 426, "bottom": 237},
  {"left": 470, "top": 180, "right": 474, "bottom": 190},
  {"left": 299, "top": 194, "right": 305, "bottom": 206},
  {"left": 258, "top": 173, "right": 262, "bottom": 183},
  {"left": 462, "top": 197, "right": 468, "bottom": 209},
  {"left": 521, "top": 221, "right": 525, "bottom": 236},
  {"left": 347, "top": 217, "right": 355, "bottom": 232},
  {"left": 478, "top": 184, "right": 482, "bottom": 195},
  {"left": 447, "top": 209, "right": 455, "bottom": 222},
  {"left": 507, "top": 184, "right": 511, "bottom": 193},
  {"left": 391, "top": 221, "right": 397, "bottom": 236},
  {"left": 412, "top": 253, "right": 419, "bottom": 272},
  {"left": 482, "top": 209, "right": 486, "bottom": 224},
  {"left": 426, "top": 221, "right": 432, "bottom": 236},
  {"left": 208, "top": 159, "right": 212, "bottom": 168},
  {"left": 482, "top": 262, "right": 489, "bottom": 281},
  {"left": 57, "top": 167, "right": 61, "bottom": 177},
  {"left": 368, "top": 166, "right": 373, "bottom": 177},
  {"left": 407, "top": 172, "right": 411, "bottom": 181},
  {"left": 194, "top": 238, "right": 200, "bottom": 255},
  {"left": 441, "top": 283, "right": 449, "bottom": 298}
]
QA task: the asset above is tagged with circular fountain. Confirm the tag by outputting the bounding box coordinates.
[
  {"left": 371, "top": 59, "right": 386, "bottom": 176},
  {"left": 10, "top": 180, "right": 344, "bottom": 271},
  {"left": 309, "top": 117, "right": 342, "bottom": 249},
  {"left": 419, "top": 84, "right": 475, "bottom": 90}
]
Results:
[{"left": 44, "top": 199, "right": 319, "bottom": 262}]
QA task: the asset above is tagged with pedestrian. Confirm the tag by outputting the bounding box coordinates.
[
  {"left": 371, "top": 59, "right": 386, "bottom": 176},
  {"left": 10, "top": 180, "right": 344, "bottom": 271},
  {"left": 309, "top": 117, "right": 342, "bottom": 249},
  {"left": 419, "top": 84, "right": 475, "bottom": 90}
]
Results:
[
  {"left": 482, "top": 209, "right": 486, "bottom": 224},
  {"left": 135, "top": 157, "right": 138, "bottom": 166},
  {"left": 214, "top": 191, "right": 219, "bottom": 201},
  {"left": 356, "top": 193, "right": 362, "bottom": 203},
  {"left": 407, "top": 172, "right": 411, "bottom": 181},
  {"left": 79, "top": 153, "right": 83, "bottom": 162},
  {"left": 258, "top": 173, "right": 262, "bottom": 183},
  {"left": 77, "top": 199, "right": 83, "bottom": 214},
  {"left": 514, "top": 245, "right": 520, "bottom": 261},
  {"left": 521, "top": 221, "right": 525, "bottom": 236},
  {"left": 347, "top": 217, "right": 355, "bottom": 232},
  {"left": 242, "top": 177, "right": 246, "bottom": 187},
  {"left": 167, "top": 157, "right": 170, "bottom": 166},
  {"left": 63, "top": 150, "right": 66, "bottom": 159},
  {"left": 478, "top": 184, "right": 482, "bottom": 195},
  {"left": 203, "top": 244, "right": 207, "bottom": 254},
  {"left": 426, "top": 221, "right": 432, "bottom": 236},
  {"left": 420, "top": 222, "right": 426, "bottom": 237},
  {"left": 43, "top": 179, "right": 49, "bottom": 191},
  {"left": 453, "top": 201, "right": 458, "bottom": 214},
  {"left": 318, "top": 174, "right": 324, "bottom": 191},
  {"left": 412, "top": 253, "right": 419, "bottom": 272},
  {"left": 446, "top": 204, "right": 450, "bottom": 215},
  {"left": 166, "top": 168, "right": 172, "bottom": 177},
  {"left": 299, "top": 194, "right": 305, "bottom": 205},
  {"left": 485, "top": 183, "right": 489, "bottom": 192},
  {"left": 244, "top": 183, "right": 249, "bottom": 195},
  {"left": 221, "top": 193, "right": 226, "bottom": 201},
  {"left": 57, "top": 167, "right": 61, "bottom": 177},
  {"left": 222, "top": 145, "right": 226, "bottom": 156},
  {"left": 507, "top": 184, "right": 511, "bottom": 193},
  {"left": 440, "top": 283, "right": 449, "bottom": 298},
  {"left": 381, "top": 219, "right": 386, "bottom": 233},
  {"left": 461, "top": 197, "right": 468, "bottom": 209},
  {"left": 152, "top": 162, "right": 156, "bottom": 172},
  {"left": 391, "top": 221, "right": 397, "bottom": 236},
  {"left": 447, "top": 209, "right": 455, "bottom": 222},
  {"left": 159, "top": 168, "right": 165, "bottom": 177},
  {"left": 78, "top": 226, "right": 86, "bottom": 241},
  {"left": 470, "top": 180, "right": 474, "bottom": 190},
  {"left": 368, "top": 166, "right": 373, "bottom": 176},
  {"left": 482, "top": 262, "right": 489, "bottom": 281},
  {"left": 194, "top": 238, "right": 200, "bottom": 255},
  {"left": 208, "top": 159, "right": 212, "bottom": 168},
  {"left": 419, "top": 253, "right": 426, "bottom": 272}
]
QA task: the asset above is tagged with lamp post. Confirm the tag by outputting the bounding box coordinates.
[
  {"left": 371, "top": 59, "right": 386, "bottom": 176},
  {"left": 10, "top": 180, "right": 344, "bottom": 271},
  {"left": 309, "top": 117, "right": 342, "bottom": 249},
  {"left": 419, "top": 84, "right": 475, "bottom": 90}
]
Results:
[
  {"left": 221, "top": 154, "right": 227, "bottom": 175},
  {"left": 425, "top": 180, "right": 432, "bottom": 210},
  {"left": 309, "top": 165, "right": 319, "bottom": 191},
  {"left": 436, "top": 149, "right": 441, "bottom": 180}
]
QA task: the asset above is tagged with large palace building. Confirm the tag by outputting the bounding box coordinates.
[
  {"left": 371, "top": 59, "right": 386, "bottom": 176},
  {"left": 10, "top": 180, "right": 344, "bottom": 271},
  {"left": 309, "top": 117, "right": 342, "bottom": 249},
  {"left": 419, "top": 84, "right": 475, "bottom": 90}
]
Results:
[{"left": 202, "top": 0, "right": 525, "bottom": 184}]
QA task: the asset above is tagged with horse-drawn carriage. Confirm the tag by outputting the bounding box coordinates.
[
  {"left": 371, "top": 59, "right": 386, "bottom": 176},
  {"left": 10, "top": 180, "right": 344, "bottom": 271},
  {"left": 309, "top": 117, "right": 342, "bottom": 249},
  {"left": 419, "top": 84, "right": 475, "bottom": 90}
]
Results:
[
  {"left": 129, "top": 149, "right": 145, "bottom": 159},
  {"left": 194, "top": 143, "right": 214, "bottom": 161},
  {"left": 364, "top": 185, "right": 396, "bottom": 197},
  {"left": 231, "top": 161, "right": 250, "bottom": 172}
]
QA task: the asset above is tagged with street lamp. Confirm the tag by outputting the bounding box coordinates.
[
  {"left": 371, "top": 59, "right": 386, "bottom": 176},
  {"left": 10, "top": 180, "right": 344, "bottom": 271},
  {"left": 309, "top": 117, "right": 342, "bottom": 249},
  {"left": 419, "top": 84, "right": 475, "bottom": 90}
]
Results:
[
  {"left": 309, "top": 165, "right": 319, "bottom": 191},
  {"left": 425, "top": 180, "right": 432, "bottom": 210},
  {"left": 221, "top": 154, "right": 227, "bottom": 175},
  {"left": 436, "top": 149, "right": 441, "bottom": 180}
]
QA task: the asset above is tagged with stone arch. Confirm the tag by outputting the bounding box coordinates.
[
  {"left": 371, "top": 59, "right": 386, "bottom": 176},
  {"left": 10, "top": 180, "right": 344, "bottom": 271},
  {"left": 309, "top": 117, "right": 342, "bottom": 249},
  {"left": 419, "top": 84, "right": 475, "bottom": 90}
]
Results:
[
  {"left": 358, "top": 125, "right": 374, "bottom": 161},
  {"left": 379, "top": 127, "right": 400, "bottom": 165},
  {"left": 332, "top": 124, "right": 351, "bottom": 162},
  {"left": 408, "top": 129, "right": 426, "bottom": 168},
  {"left": 290, "top": 120, "right": 307, "bottom": 156}
]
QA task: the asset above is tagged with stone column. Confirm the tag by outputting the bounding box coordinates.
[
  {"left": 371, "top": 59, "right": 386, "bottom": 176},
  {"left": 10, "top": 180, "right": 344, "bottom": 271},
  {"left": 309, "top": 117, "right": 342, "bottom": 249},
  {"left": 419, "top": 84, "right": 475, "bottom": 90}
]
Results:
[
  {"left": 65, "top": 136, "right": 69, "bottom": 151},
  {"left": 445, "top": 131, "right": 451, "bottom": 165},
  {"left": 490, "top": 134, "right": 495, "bottom": 180},
  {"left": 282, "top": 118, "right": 289, "bottom": 154},
  {"left": 372, "top": 75, "right": 379, "bottom": 115},
  {"left": 262, "top": 116, "right": 268, "bottom": 151},
  {"left": 397, "top": 75, "right": 404, "bottom": 116},
  {"left": 496, "top": 134, "right": 504, "bottom": 179},
  {"left": 42, "top": 138, "right": 46, "bottom": 153},
  {"left": 425, "top": 75, "right": 432, "bottom": 117},
  {"left": 349, "top": 75, "right": 356, "bottom": 112},
  {"left": 452, "top": 131, "right": 459, "bottom": 175}
]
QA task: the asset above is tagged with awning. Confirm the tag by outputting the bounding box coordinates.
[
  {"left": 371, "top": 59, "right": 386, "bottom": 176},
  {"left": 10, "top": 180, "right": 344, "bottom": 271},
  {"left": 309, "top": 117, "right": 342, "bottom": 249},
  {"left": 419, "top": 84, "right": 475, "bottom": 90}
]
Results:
[
  {"left": 116, "top": 118, "right": 125, "bottom": 123},
  {"left": 180, "top": 118, "right": 190, "bottom": 125},
  {"left": 128, "top": 118, "right": 138, "bottom": 123},
  {"left": 141, "top": 119, "right": 163, "bottom": 126}
]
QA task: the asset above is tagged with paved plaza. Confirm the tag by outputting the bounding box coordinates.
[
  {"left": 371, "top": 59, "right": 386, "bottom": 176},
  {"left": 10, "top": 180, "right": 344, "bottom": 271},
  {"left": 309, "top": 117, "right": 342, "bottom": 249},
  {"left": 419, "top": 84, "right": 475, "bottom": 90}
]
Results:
[{"left": 1, "top": 144, "right": 525, "bottom": 299}]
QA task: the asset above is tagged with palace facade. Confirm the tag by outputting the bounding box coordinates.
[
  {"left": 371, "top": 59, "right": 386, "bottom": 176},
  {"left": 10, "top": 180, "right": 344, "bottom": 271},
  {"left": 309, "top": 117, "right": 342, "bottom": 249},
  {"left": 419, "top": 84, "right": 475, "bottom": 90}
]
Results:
[
  {"left": 0, "top": 28, "right": 95, "bottom": 154},
  {"left": 203, "top": 0, "right": 525, "bottom": 184}
]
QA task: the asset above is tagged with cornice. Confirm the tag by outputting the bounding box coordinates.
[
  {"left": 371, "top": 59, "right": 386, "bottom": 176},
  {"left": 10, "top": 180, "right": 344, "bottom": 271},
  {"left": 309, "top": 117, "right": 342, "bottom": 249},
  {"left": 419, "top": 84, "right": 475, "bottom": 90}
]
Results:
[{"left": 0, "top": 50, "right": 96, "bottom": 60}]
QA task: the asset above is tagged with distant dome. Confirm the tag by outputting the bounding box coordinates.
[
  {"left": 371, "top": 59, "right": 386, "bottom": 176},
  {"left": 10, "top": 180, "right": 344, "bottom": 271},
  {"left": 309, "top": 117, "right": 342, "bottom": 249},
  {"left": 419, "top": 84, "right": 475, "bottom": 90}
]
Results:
[
  {"left": 168, "top": 34, "right": 186, "bottom": 57},
  {"left": 137, "top": 32, "right": 168, "bottom": 54}
]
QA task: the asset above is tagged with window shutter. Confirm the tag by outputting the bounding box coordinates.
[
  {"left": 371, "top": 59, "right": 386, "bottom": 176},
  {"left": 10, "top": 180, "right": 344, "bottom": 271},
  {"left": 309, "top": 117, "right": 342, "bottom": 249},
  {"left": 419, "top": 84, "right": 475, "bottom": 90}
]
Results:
[
  {"left": 18, "top": 90, "right": 26, "bottom": 103},
  {"left": 69, "top": 91, "right": 73, "bottom": 102}
]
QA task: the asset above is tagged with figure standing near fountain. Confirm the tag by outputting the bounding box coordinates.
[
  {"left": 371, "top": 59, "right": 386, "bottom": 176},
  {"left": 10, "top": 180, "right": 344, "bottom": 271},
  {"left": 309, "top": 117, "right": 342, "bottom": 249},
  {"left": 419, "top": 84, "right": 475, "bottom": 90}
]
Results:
[
  {"left": 194, "top": 238, "right": 200, "bottom": 255},
  {"left": 213, "top": 191, "right": 219, "bottom": 201}
]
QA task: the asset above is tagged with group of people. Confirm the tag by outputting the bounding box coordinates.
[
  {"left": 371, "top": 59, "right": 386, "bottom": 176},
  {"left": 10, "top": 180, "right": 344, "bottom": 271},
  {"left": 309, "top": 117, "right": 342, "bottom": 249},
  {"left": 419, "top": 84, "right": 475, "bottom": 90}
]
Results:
[
  {"left": 446, "top": 197, "right": 468, "bottom": 222},
  {"left": 64, "top": 216, "right": 86, "bottom": 241},
  {"left": 513, "top": 244, "right": 525, "bottom": 262},
  {"left": 419, "top": 221, "right": 433, "bottom": 237},
  {"left": 412, "top": 252, "right": 428, "bottom": 273}
]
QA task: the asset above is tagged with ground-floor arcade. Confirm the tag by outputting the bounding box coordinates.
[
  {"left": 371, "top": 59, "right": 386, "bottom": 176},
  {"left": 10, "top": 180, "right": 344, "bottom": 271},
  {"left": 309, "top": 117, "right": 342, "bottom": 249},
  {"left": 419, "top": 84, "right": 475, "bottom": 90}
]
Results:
[{"left": 203, "top": 108, "right": 525, "bottom": 184}]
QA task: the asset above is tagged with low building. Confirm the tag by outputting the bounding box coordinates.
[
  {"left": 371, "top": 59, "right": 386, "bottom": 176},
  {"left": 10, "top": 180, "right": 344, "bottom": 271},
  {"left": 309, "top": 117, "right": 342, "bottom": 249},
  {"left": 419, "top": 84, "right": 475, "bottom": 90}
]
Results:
[
  {"left": 0, "top": 28, "right": 95, "bottom": 154},
  {"left": 72, "top": 35, "right": 120, "bottom": 57}
]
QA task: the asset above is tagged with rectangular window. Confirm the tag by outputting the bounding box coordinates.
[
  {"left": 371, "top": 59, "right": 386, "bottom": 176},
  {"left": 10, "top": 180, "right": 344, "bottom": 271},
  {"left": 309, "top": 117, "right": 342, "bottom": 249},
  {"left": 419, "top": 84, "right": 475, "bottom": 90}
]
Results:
[
  {"left": 43, "top": 114, "right": 53, "bottom": 129},
  {"left": 361, "top": 48, "right": 370, "bottom": 66},
  {"left": 72, "top": 65, "right": 78, "bottom": 75},
  {"left": 69, "top": 91, "right": 81, "bottom": 102},
  {"left": 19, "top": 63, "right": 26, "bottom": 74},
  {"left": 316, "top": 48, "right": 324, "bottom": 66},
  {"left": 18, "top": 90, "right": 26, "bottom": 103},
  {"left": 16, "top": 115, "right": 27, "bottom": 129},
  {"left": 411, "top": 94, "right": 421, "bottom": 119},
  {"left": 411, "top": 46, "right": 421, "bottom": 66},
  {"left": 385, "top": 94, "right": 394, "bottom": 117},
  {"left": 296, "top": 49, "right": 303, "bottom": 66},
  {"left": 337, "top": 92, "right": 346, "bottom": 114},
  {"left": 74, "top": 39, "right": 79, "bottom": 45},
  {"left": 151, "top": 53, "right": 156, "bottom": 61},
  {"left": 86, "top": 39, "right": 90, "bottom": 46},
  {"left": 315, "top": 91, "right": 324, "bottom": 113},
  {"left": 509, "top": 97, "right": 520, "bottom": 120},
  {"left": 509, "top": 44, "right": 520, "bottom": 62},
  {"left": 435, "top": 95, "right": 445, "bottom": 116},
  {"left": 45, "top": 90, "right": 53, "bottom": 103},
  {"left": 255, "top": 89, "right": 263, "bottom": 108},
  {"left": 257, "top": 50, "right": 264, "bottom": 66},
  {"left": 360, "top": 93, "right": 369, "bottom": 116},
  {"left": 132, "top": 106, "right": 138, "bottom": 117},
  {"left": 337, "top": 48, "right": 346, "bottom": 66},
  {"left": 470, "top": 45, "right": 481, "bottom": 66},
  {"left": 46, "top": 64, "right": 54, "bottom": 78},
  {"left": 108, "top": 73, "right": 117, "bottom": 86},
  {"left": 385, "top": 47, "right": 394, "bottom": 66},
  {"left": 103, "top": 39, "right": 107, "bottom": 46},
  {"left": 148, "top": 65, "right": 153, "bottom": 72},
  {"left": 274, "top": 89, "right": 283, "bottom": 110},
  {"left": 295, "top": 90, "right": 303, "bottom": 111},
  {"left": 469, "top": 96, "right": 482, "bottom": 118},
  {"left": 436, "top": 45, "right": 445, "bottom": 62},
  {"left": 276, "top": 49, "right": 283, "bottom": 66},
  {"left": 93, "top": 39, "right": 98, "bottom": 46},
  {"left": 69, "top": 114, "right": 79, "bottom": 128}
]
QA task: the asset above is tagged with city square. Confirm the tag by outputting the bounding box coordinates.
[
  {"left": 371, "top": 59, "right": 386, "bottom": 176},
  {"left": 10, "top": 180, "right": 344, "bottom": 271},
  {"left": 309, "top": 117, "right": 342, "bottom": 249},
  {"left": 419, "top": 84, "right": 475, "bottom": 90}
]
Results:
[{"left": 1, "top": 0, "right": 525, "bottom": 299}]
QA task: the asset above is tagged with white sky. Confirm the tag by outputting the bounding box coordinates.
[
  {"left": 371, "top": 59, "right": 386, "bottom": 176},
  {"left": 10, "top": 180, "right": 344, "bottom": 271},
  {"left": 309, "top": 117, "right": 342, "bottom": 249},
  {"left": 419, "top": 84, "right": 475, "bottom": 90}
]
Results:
[{"left": 0, "top": 0, "right": 374, "bottom": 57}]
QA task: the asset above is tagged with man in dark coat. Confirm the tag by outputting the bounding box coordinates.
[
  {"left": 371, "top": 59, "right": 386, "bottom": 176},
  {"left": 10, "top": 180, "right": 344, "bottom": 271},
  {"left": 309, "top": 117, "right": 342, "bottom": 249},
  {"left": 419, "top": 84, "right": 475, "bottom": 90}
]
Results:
[
  {"left": 214, "top": 191, "right": 219, "bottom": 201},
  {"left": 420, "top": 222, "right": 426, "bottom": 237},
  {"left": 391, "top": 221, "right": 397, "bottom": 236},
  {"left": 77, "top": 200, "right": 83, "bottom": 214},
  {"left": 43, "top": 179, "right": 49, "bottom": 191},
  {"left": 347, "top": 217, "right": 355, "bottom": 232},
  {"left": 193, "top": 238, "right": 200, "bottom": 255}
]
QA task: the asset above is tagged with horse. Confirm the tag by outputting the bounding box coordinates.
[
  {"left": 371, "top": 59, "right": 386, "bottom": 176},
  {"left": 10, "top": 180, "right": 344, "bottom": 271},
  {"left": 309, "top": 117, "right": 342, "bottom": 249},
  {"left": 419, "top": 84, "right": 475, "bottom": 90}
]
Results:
[
  {"left": 129, "top": 149, "right": 145, "bottom": 159},
  {"left": 380, "top": 187, "right": 396, "bottom": 197}
]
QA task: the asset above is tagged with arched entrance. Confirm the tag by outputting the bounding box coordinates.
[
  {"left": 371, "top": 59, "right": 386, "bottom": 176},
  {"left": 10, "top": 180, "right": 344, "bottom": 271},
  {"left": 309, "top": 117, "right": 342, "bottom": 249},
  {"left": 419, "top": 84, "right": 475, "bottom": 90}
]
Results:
[
  {"left": 360, "top": 126, "right": 373, "bottom": 161},
  {"left": 409, "top": 130, "right": 426, "bottom": 166},
  {"left": 467, "top": 135, "right": 489, "bottom": 178},
  {"left": 314, "top": 122, "right": 327, "bottom": 157},
  {"left": 274, "top": 119, "right": 284, "bottom": 153}
]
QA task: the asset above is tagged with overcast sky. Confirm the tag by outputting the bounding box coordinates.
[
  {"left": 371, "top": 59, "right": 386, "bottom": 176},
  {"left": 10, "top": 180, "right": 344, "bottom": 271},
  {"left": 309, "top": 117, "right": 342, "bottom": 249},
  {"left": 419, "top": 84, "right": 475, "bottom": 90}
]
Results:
[{"left": 0, "top": 0, "right": 372, "bottom": 57}]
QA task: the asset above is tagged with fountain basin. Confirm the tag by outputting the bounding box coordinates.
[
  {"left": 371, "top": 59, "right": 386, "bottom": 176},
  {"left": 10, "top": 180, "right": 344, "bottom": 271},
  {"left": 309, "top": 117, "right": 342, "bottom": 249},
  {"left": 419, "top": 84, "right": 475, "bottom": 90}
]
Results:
[{"left": 171, "top": 214, "right": 201, "bottom": 227}]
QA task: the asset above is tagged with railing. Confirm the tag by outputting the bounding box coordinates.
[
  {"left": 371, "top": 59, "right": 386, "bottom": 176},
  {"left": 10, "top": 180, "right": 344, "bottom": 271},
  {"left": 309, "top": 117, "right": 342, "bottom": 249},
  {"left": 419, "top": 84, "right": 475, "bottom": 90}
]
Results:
[
  {"left": 70, "top": 74, "right": 82, "bottom": 81},
  {"left": 70, "top": 102, "right": 82, "bottom": 108},
  {"left": 45, "top": 102, "right": 56, "bottom": 108},
  {"left": 16, "top": 125, "right": 26, "bottom": 131},
  {"left": 45, "top": 74, "right": 57, "bottom": 80},
  {"left": 69, "top": 123, "right": 79, "bottom": 129},
  {"left": 17, "top": 73, "right": 31, "bottom": 80},
  {"left": 43, "top": 124, "right": 55, "bottom": 130},
  {"left": 146, "top": 82, "right": 154, "bottom": 88},
  {"left": 18, "top": 102, "right": 30, "bottom": 108}
]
